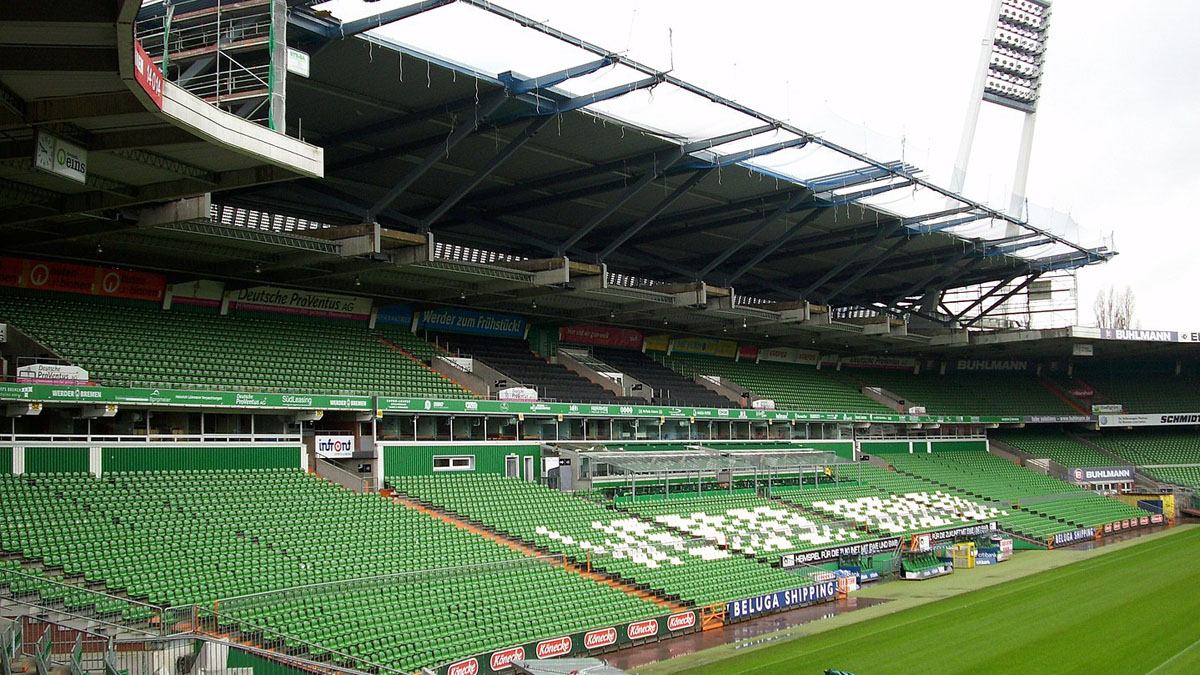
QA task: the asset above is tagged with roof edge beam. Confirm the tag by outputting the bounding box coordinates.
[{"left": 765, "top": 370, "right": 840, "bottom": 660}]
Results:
[
  {"left": 500, "top": 56, "right": 614, "bottom": 94},
  {"left": 336, "top": 0, "right": 457, "bottom": 38}
]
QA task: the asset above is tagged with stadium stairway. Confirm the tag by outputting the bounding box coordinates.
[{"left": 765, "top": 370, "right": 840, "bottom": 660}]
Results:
[
  {"left": 390, "top": 493, "right": 685, "bottom": 612},
  {"left": 589, "top": 348, "right": 740, "bottom": 409},
  {"left": 436, "top": 333, "right": 642, "bottom": 404}
]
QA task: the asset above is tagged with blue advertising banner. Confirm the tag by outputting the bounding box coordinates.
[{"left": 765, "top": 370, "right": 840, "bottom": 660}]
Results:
[
  {"left": 417, "top": 307, "right": 527, "bottom": 338},
  {"left": 1052, "top": 527, "right": 1096, "bottom": 547},
  {"left": 726, "top": 581, "right": 836, "bottom": 621},
  {"left": 375, "top": 303, "right": 414, "bottom": 328},
  {"left": 975, "top": 548, "right": 1000, "bottom": 565}
]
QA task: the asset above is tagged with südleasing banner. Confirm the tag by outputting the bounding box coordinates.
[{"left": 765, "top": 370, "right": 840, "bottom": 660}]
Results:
[{"left": 230, "top": 286, "right": 371, "bottom": 320}]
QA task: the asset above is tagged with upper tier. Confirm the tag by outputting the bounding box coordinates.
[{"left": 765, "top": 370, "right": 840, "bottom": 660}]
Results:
[{"left": 0, "top": 290, "right": 472, "bottom": 399}]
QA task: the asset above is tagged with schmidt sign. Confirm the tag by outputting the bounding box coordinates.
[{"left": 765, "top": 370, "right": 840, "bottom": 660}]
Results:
[{"left": 1071, "top": 467, "right": 1134, "bottom": 483}]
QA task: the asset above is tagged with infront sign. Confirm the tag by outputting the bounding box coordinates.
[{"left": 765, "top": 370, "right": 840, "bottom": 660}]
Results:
[
  {"left": 446, "top": 658, "right": 479, "bottom": 675},
  {"left": 315, "top": 435, "right": 355, "bottom": 458},
  {"left": 34, "top": 130, "right": 87, "bottom": 184},
  {"left": 751, "top": 399, "right": 776, "bottom": 410},
  {"left": 0, "top": 323, "right": 6, "bottom": 343},
  {"left": 535, "top": 636, "right": 572, "bottom": 659}
]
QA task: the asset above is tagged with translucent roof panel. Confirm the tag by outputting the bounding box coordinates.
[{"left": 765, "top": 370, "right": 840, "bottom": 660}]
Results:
[{"left": 313, "top": 0, "right": 1108, "bottom": 270}]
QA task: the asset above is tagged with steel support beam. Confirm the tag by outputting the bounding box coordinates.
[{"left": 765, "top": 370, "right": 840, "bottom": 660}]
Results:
[
  {"left": 800, "top": 220, "right": 905, "bottom": 298},
  {"left": 557, "top": 154, "right": 684, "bottom": 255},
  {"left": 950, "top": 271, "right": 1023, "bottom": 323},
  {"left": 697, "top": 189, "right": 814, "bottom": 278},
  {"left": 724, "top": 210, "right": 824, "bottom": 284},
  {"left": 598, "top": 169, "right": 709, "bottom": 261},
  {"left": 449, "top": 124, "right": 780, "bottom": 214},
  {"left": 499, "top": 57, "right": 615, "bottom": 94},
  {"left": 819, "top": 233, "right": 914, "bottom": 305},
  {"left": 962, "top": 272, "right": 1041, "bottom": 328},
  {"left": 419, "top": 115, "right": 552, "bottom": 231},
  {"left": 336, "top": 0, "right": 457, "bottom": 38},
  {"left": 365, "top": 90, "right": 508, "bottom": 220}
]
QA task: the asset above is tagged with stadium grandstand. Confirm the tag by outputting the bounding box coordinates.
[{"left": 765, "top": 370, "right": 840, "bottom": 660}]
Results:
[{"left": 0, "top": 2, "right": 1195, "bottom": 675}]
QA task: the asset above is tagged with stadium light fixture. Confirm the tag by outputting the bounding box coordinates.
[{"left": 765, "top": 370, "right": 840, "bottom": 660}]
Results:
[
  {"left": 95, "top": 240, "right": 103, "bottom": 253},
  {"left": 354, "top": 275, "right": 362, "bottom": 286},
  {"left": 531, "top": 300, "right": 537, "bottom": 309},
  {"left": 951, "top": 0, "right": 1052, "bottom": 220},
  {"left": 254, "top": 263, "right": 262, "bottom": 274}
]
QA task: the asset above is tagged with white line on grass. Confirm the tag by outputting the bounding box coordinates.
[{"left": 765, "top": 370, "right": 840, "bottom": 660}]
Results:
[{"left": 1144, "top": 635, "right": 1200, "bottom": 675}]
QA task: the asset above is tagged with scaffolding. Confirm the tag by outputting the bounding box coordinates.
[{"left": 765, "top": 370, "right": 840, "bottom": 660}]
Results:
[{"left": 136, "top": 0, "right": 287, "bottom": 130}]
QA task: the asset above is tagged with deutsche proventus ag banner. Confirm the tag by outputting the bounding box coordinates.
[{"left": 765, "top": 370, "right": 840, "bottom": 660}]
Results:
[
  {"left": 726, "top": 581, "right": 837, "bottom": 621},
  {"left": 230, "top": 286, "right": 371, "bottom": 320}
]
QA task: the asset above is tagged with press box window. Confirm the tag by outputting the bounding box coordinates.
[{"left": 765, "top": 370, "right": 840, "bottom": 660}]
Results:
[{"left": 433, "top": 455, "right": 475, "bottom": 472}]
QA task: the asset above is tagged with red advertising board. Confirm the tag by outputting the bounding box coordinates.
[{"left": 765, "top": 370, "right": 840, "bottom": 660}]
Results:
[
  {"left": 133, "top": 40, "right": 164, "bottom": 109},
  {"left": 559, "top": 324, "right": 644, "bottom": 349},
  {"left": 0, "top": 256, "right": 166, "bottom": 301},
  {"left": 737, "top": 344, "right": 759, "bottom": 361}
]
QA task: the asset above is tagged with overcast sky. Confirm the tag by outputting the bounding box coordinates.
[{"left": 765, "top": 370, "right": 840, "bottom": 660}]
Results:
[{"left": 324, "top": 0, "right": 1200, "bottom": 329}]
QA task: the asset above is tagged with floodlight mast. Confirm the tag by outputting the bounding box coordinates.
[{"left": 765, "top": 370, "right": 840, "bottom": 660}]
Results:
[{"left": 949, "top": 0, "right": 1053, "bottom": 229}]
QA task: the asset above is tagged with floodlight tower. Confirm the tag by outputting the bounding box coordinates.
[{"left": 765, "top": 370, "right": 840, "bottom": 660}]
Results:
[{"left": 950, "top": 0, "right": 1052, "bottom": 226}]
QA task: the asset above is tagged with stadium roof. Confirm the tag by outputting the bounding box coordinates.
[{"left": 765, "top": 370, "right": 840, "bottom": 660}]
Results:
[
  {"left": 2, "top": 1, "right": 1115, "bottom": 351},
  {"left": 261, "top": 2, "right": 1110, "bottom": 296}
]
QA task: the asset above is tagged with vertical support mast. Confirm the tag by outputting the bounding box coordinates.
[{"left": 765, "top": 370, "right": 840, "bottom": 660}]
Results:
[{"left": 949, "top": 0, "right": 1004, "bottom": 195}]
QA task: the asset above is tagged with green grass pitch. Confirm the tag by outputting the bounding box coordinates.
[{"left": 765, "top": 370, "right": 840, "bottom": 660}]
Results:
[{"left": 666, "top": 528, "right": 1200, "bottom": 675}]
